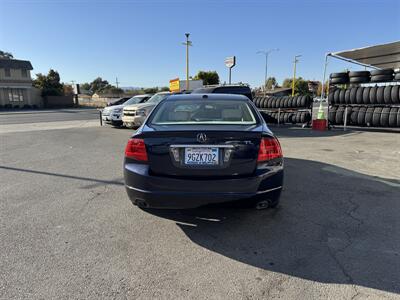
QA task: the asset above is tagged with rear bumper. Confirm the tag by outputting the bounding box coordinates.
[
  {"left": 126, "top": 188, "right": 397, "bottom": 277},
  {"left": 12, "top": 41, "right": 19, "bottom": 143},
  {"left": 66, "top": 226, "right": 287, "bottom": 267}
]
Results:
[{"left": 124, "top": 163, "right": 283, "bottom": 209}]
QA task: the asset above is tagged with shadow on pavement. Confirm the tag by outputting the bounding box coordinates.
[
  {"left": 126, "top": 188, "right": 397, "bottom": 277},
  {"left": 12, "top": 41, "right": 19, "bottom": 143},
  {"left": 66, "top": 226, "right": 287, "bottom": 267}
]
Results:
[{"left": 143, "top": 158, "right": 400, "bottom": 294}]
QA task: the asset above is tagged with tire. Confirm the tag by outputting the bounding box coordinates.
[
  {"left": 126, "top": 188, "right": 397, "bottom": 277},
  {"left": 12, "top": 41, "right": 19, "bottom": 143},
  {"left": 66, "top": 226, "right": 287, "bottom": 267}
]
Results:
[
  {"left": 389, "top": 107, "right": 398, "bottom": 127},
  {"left": 328, "top": 106, "right": 337, "bottom": 124},
  {"left": 330, "top": 77, "right": 349, "bottom": 84},
  {"left": 304, "top": 112, "right": 311, "bottom": 123},
  {"left": 300, "top": 112, "right": 306, "bottom": 123},
  {"left": 380, "top": 107, "right": 390, "bottom": 127},
  {"left": 263, "top": 98, "right": 269, "bottom": 108},
  {"left": 330, "top": 72, "right": 348, "bottom": 78},
  {"left": 369, "top": 86, "right": 377, "bottom": 104},
  {"left": 349, "top": 87, "right": 357, "bottom": 104},
  {"left": 376, "top": 86, "right": 385, "bottom": 104},
  {"left": 372, "top": 107, "right": 383, "bottom": 127},
  {"left": 333, "top": 89, "right": 340, "bottom": 105},
  {"left": 328, "top": 91, "right": 335, "bottom": 105},
  {"left": 349, "top": 76, "right": 370, "bottom": 84},
  {"left": 283, "top": 97, "right": 289, "bottom": 108},
  {"left": 384, "top": 86, "right": 392, "bottom": 104},
  {"left": 271, "top": 97, "right": 277, "bottom": 108},
  {"left": 339, "top": 89, "right": 346, "bottom": 104},
  {"left": 279, "top": 112, "right": 285, "bottom": 124},
  {"left": 344, "top": 89, "right": 351, "bottom": 104},
  {"left": 394, "top": 73, "right": 400, "bottom": 81},
  {"left": 350, "top": 107, "right": 359, "bottom": 125},
  {"left": 283, "top": 113, "right": 289, "bottom": 123},
  {"left": 349, "top": 71, "right": 370, "bottom": 77},
  {"left": 335, "top": 106, "right": 345, "bottom": 124},
  {"left": 362, "top": 87, "right": 370, "bottom": 105},
  {"left": 365, "top": 107, "right": 374, "bottom": 126},
  {"left": 370, "top": 68, "right": 393, "bottom": 76},
  {"left": 371, "top": 74, "right": 393, "bottom": 82},
  {"left": 287, "top": 97, "right": 293, "bottom": 108},
  {"left": 300, "top": 95, "right": 308, "bottom": 107},
  {"left": 356, "top": 87, "right": 364, "bottom": 104},
  {"left": 391, "top": 85, "right": 399, "bottom": 104},
  {"left": 357, "top": 106, "right": 367, "bottom": 126},
  {"left": 397, "top": 109, "right": 400, "bottom": 127}
]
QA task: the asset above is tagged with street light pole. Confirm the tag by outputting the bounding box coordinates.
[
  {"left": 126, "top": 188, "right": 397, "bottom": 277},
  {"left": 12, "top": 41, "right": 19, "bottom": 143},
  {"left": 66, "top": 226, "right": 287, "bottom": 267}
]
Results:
[
  {"left": 292, "top": 55, "right": 301, "bottom": 96},
  {"left": 257, "top": 48, "right": 279, "bottom": 97},
  {"left": 182, "top": 33, "right": 192, "bottom": 91}
]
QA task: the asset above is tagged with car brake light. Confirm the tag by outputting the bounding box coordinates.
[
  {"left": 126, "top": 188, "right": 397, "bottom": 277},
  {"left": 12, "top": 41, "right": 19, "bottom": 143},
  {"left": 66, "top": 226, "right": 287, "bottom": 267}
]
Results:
[
  {"left": 125, "top": 138, "right": 148, "bottom": 161},
  {"left": 257, "top": 137, "right": 283, "bottom": 162}
]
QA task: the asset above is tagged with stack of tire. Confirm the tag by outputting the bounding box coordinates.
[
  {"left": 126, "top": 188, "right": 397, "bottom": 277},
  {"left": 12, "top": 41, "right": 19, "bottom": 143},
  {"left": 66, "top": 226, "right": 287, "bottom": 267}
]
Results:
[
  {"left": 252, "top": 95, "right": 312, "bottom": 109},
  {"left": 370, "top": 69, "right": 394, "bottom": 83},
  {"left": 328, "top": 85, "right": 400, "bottom": 127},
  {"left": 260, "top": 110, "right": 311, "bottom": 125},
  {"left": 253, "top": 95, "right": 312, "bottom": 125},
  {"left": 330, "top": 69, "right": 398, "bottom": 85}
]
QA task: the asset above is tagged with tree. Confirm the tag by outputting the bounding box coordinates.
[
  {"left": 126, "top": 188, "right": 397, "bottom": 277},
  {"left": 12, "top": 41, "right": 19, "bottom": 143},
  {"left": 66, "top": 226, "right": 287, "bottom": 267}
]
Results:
[
  {"left": 0, "top": 50, "right": 13, "bottom": 59},
  {"left": 143, "top": 87, "right": 158, "bottom": 94},
  {"left": 159, "top": 86, "right": 170, "bottom": 92},
  {"left": 265, "top": 77, "right": 278, "bottom": 90},
  {"left": 33, "top": 69, "right": 64, "bottom": 96},
  {"left": 193, "top": 71, "right": 220, "bottom": 85},
  {"left": 80, "top": 83, "right": 91, "bottom": 92},
  {"left": 282, "top": 77, "right": 310, "bottom": 95},
  {"left": 90, "top": 77, "right": 109, "bottom": 93}
]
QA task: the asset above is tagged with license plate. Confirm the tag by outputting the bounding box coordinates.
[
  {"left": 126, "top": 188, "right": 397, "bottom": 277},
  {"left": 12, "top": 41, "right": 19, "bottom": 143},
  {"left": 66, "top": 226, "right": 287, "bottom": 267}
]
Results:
[{"left": 185, "top": 147, "right": 219, "bottom": 165}]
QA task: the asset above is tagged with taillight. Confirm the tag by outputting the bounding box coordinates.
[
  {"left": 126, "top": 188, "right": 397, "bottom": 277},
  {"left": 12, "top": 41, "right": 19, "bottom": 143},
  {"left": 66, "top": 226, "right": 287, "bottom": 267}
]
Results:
[
  {"left": 125, "top": 138, "right": 148, "bottom": 161},
  {"left": 257, "top": 137, "right": 283, "bottom": 162}
]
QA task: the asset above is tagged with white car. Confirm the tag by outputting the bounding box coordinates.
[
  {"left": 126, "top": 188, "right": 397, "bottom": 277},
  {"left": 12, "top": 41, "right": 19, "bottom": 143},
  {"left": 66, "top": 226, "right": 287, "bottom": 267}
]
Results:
[
  {"left": 101, "top": 94, "right": 152, "bottom": 126},
  {"left": 122, "top": 92, "right": 171, "bottom": 128}
]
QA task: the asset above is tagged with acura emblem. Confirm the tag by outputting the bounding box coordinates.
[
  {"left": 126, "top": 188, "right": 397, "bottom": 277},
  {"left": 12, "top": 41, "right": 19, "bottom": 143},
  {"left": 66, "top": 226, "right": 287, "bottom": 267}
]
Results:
[{"left": 197, "top": 133, "right": 207, "bottom": 143}]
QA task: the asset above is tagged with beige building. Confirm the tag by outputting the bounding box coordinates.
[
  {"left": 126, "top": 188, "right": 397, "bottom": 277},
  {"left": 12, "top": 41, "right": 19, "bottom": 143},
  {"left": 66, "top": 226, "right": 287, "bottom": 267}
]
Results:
[{"left": 0, "top": 58, "right": 42, "bottom": 107}]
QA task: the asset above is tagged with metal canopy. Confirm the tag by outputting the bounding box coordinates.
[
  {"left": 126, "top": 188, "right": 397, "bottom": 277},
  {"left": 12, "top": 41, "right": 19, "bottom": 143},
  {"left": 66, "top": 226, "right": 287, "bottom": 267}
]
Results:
[{"left": 329, "top": 41, "right": 400, "bottom": 70}]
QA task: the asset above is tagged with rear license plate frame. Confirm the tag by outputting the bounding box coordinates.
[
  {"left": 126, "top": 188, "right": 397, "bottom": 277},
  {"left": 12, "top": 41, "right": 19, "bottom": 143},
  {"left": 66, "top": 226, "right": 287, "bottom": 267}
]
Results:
[{"left": 184, "top": 147, "right": 219, "bottom": 165}]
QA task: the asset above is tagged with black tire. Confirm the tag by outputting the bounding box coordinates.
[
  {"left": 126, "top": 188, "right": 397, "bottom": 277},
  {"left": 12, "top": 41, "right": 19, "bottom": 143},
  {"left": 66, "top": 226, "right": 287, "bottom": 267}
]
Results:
[
  {"left": 328, "top": 106, "right": 337, "bottom": 125},
  {"left": 287, "top": 97, "right": 292, "bottom": 108},
  {"left": 330, "top": 77, "right": 349, "bottom": 84},
  {"left": 304, "top": 112, "right": 311, "bottom": 123},
  {"left": 300, "top": 112, "right": 306, "bottom": 124},
  {"left": 350, "top": 87, "right": 357, "bottom": 104},
  {"left": 299, "top": 95, "right": 307, "bottom": 107},
  {"left": 328, "top": 91, "right": 335, "bottom": 105},
  {"left": 389, "top": 107, "right": 398, "bottom": 127},
  {"left": 376, "top": 86, "right": 385, "bottom": 104},
  {"left": 330, "top": 72, "right": 348, "bottom": 78},
  {"left": 397, "top": 109, "right": 400, "bottom": 127},
  {"left": 263, "top": 98, "right": 269, "bottom": 108},
  {"left": 356, "top": 87, "right": 364, "bottom": 104},
  {"left": 365, "top": 107, "right": 374, "bottom": 127},
  {"left": 283, "top": 97, "right": 289, "bottom": 108},
  {"left": 253, "top": 97, "right": 259, "bottom": 107},
  {"left": 380, "top": 107, "right": 390, "bottom": 127},
  {"left": 384, "top": 86, "right": 392, "bottom": 104},
  {"left": 391, "top": 85, "right": 399, "bottom": 104},
  {"left": 394, "top": 73, "right": 400, "bottom": 81},
  {"left": 271, "top": 97, "right": 277, "bottom": 108},
  {"left": 357, "top": 106, "right": 367, "bottom": 126},
  {"left": 369, "top": 86, "right": 377, "bottom": 104},
  {"left": 371, "top": 74, "right": 393, "bottom": 82},
  {"left": 283, "top": 113, "right": 289, "bottom": 123},
  {"left": 339, "top": 89, "right": 346, "bottom": 104},
  {"left": 333, "top": 89, "right": 340, "bottom": 105},
  {"left": 335, "top": 106, "right": 344, "bottom": 124},
  {"left": 362, "top": 87, "right": 370, "bottom": 105},
  {"left": 350, "top": 107, "right": 359, "bottom": 125},
  {"left": 370, "top": 68, "right": 393, "bottom": 76},
  {"left": 349, "top": 76, "right": 370, "bottom": 84},
  {"left": 291, "top": 96, "right": 297, "bottom": 108},
  {"left": 344, "top": 89, "right": 351, "bottom": 104},
  {"left": 349, "top": 71, "right": 370, "bottom": 77},
  {"left": 279, "top": 112, "right": 285, "bottom": 124},
  {"left": 372, "top": 107, "right": 383, "bottom": 127}
]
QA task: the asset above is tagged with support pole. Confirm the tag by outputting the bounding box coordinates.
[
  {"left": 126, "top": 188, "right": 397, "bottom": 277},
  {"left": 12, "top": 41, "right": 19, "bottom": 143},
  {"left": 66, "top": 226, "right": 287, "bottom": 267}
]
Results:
[{"left": 343, "top": 106, "right": 348, "bottom": 131}]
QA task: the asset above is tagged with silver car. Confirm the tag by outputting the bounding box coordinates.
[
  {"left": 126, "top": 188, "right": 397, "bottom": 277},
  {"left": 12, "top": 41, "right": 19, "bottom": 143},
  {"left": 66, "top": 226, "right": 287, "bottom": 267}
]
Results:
[
  {"left": 122, "top": 92, "right": 171, "bottom": 128},
  {"left": 101, "top": 94, "right": 152, "bottom": 126}
]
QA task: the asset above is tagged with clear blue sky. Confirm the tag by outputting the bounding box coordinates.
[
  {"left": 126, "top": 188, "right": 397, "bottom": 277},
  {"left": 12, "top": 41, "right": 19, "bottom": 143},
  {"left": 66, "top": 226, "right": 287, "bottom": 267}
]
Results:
[{"left": 1, "top": 0, "right": 399, "bottom": 88}]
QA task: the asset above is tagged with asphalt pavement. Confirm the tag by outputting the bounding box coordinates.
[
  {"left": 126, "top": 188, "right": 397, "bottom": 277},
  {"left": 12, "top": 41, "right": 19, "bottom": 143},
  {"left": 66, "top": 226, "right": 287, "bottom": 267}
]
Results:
[{"left": 0, "top": 112, "right": 399, "bottom": 299}]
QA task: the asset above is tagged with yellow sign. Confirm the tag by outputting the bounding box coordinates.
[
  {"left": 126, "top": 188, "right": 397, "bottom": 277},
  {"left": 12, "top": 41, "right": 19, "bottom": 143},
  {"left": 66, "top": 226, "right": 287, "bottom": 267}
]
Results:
[{"left": 169, "top": 78, "right": 180, "bottom": 92}]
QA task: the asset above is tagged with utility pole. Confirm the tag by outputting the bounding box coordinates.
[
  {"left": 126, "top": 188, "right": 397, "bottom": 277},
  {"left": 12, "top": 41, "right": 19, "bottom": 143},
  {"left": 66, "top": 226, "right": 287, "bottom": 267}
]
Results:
[
  {"left": 292, "top": 55, "right": 301, "bottom": 96},
  {"left": 257, "top": 49, "right": 279, "bottom": 97},
  {"left": 182, "top": 33, "right": 192, "bottom": 91},
  {"left": 115, "top": 77, "right": 120, "bottom": 88}
]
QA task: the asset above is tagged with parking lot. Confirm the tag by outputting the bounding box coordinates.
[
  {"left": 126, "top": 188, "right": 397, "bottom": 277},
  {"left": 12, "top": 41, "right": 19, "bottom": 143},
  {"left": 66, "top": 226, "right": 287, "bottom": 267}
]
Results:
[{"left": 1, "top": 112, "right": 399, "bottom": 299}]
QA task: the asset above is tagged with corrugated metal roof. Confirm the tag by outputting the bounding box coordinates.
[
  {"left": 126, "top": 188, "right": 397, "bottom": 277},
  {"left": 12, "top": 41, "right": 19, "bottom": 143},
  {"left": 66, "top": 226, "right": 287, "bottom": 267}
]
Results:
[
  {"left": 0, "top": 59, "right": 33, "bottom": 70},
  {"left": 331, "top": 41, "right": 400, "bottom": 69}
]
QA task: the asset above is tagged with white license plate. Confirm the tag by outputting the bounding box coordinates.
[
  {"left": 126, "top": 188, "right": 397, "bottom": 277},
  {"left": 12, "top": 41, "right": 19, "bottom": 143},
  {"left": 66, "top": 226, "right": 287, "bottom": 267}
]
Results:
[{"left": 184, "top": 147, "right": 219, "bottom": 165}]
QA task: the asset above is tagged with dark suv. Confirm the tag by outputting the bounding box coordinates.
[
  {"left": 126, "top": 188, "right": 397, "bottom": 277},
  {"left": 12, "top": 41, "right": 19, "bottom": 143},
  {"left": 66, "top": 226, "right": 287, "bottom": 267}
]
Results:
[{"left": 192, "top": 85, "right": 253, "bottom": 100}]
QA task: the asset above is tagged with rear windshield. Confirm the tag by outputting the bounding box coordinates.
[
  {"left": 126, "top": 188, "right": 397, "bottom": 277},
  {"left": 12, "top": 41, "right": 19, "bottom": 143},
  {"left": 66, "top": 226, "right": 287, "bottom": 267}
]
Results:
[{"left": 148, "top": 99, "right": 257, "bottom": 125}]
